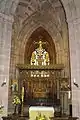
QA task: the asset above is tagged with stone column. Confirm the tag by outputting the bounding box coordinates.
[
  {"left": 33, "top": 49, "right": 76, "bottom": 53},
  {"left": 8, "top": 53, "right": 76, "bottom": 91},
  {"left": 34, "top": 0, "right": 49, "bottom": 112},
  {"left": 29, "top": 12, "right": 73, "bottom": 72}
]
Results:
[
  {"left": 63, "top": 0, "right": 80, "bottom": 118},
  {"left": 0, "top": 13, "right": 13, "bottom": 118},
  {"left": 68, "top": 18, "right": 80, "bottom": 118}
]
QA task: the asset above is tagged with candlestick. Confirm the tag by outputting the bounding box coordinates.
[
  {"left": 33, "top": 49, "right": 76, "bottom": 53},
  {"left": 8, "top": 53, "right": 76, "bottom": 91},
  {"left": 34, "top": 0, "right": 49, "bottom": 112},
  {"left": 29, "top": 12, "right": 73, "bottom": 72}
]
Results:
[
  {"left": 22, "top": 87, "right": 24, "bottom": 102},
  {"left": 21, "top": 86, "right": 24, "bottom": 116}
]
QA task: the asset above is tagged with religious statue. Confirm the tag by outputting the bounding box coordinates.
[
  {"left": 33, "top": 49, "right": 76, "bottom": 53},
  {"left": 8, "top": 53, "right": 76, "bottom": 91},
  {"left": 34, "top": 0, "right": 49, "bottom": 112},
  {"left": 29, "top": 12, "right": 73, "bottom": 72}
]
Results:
[
  {"left": 31, "top": 40, "right": 49, "bottom": 66},
  {"left": 11, "top": 79, "right": 18, "bottom": 93}
]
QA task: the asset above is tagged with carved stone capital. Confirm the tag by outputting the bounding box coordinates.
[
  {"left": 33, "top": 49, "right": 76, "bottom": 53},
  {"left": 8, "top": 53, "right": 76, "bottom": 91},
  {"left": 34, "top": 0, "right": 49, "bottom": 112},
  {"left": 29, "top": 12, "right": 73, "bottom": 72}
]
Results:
[{"left": 0, "top": 12, "right": 14, "bottom": 23}]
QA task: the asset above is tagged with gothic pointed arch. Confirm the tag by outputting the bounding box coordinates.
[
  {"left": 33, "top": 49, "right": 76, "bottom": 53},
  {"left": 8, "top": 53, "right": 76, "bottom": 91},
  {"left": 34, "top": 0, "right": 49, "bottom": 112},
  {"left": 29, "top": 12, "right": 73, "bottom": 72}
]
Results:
[{"left": 24, "top": 27, "right": 56, "bottom": 65}]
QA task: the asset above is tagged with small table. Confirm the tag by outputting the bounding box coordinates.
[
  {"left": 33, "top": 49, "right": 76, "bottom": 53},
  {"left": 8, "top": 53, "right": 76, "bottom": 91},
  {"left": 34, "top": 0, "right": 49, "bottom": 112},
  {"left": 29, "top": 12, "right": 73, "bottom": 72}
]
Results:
[{"left": 29, "top": 106, "right": 54, "bottom": 120}]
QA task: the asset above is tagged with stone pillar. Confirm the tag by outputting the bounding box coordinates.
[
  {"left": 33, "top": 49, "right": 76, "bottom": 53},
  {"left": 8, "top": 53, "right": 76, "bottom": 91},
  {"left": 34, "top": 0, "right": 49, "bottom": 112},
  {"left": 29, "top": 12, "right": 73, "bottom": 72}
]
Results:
[
  {"left": 68, "top": 18, "right": 80, "bottom": 118},
  {"left": 61, "top": 92, "right": 68, "bottom": 115},
  {"left": 0, "top": 13, "right": 13, "bottom": 118}
]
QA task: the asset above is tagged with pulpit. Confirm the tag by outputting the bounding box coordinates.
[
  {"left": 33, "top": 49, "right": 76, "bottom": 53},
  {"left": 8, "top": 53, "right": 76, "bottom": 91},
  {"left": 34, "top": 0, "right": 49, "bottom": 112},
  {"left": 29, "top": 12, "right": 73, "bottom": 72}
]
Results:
[{"left": 29, "top": 106, "right": 54, "bottom": 120}]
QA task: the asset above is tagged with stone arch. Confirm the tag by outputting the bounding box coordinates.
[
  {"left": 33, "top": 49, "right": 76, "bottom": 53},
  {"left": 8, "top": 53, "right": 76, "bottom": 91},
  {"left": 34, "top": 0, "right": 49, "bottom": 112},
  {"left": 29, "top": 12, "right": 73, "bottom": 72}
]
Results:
[
  {"left": 16, "top": 22, "right": 57, "bottom": 65},
  {"left": 24, "top": 26, "right": 56, "bottom": 64},
  {"left": 14, "top": 7, "right": 67, "bottom": 67},
  {"left": 9, "top": 0, "right": 69, "bottom": 91}
]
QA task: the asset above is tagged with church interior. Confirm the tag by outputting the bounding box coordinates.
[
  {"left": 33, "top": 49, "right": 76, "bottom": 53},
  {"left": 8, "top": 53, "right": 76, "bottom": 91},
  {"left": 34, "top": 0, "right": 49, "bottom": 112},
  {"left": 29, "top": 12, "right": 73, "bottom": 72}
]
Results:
[{"left": 0, "top": 0, "right": 80, "bottom": 120}]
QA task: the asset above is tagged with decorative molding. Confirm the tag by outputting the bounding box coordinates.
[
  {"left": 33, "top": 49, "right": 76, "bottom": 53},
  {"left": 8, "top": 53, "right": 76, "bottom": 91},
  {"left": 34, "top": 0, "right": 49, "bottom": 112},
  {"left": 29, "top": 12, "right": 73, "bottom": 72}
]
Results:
[{"left": 16, "top": 64, "right": 64, "bottom": 70}]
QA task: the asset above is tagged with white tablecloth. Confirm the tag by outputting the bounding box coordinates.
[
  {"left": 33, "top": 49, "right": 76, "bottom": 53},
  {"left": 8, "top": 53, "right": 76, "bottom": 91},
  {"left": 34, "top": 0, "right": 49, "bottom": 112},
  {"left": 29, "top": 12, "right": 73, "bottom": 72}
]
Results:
[{"left": 29, "top": 106, "right": 54, "bottom": 120}]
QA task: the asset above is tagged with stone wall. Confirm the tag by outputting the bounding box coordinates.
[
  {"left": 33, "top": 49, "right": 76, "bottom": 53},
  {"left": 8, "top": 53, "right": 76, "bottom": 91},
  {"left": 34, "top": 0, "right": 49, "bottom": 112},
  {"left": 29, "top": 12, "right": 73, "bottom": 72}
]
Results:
[{"left": 0, "top": 13, "right": 13, "bottom": 118}]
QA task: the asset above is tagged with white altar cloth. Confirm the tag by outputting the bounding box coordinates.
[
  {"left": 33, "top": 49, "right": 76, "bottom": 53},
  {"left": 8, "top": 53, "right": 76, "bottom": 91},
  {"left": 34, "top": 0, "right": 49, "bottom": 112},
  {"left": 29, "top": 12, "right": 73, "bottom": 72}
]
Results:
[{"left": 29, "top": 106, "right": 54, "bottom": 120}]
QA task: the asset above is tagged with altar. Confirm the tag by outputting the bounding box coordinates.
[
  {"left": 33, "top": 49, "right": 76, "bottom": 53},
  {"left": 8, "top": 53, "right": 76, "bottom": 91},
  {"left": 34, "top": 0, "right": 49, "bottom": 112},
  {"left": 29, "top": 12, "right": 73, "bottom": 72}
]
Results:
[{"left": 29, "top": 106, "right": 54, "bottom": 120}]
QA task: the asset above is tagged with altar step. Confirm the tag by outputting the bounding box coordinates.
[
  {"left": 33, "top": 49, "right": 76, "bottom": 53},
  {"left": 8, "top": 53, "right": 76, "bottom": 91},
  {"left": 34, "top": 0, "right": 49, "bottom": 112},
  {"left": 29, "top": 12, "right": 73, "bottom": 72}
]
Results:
[
  {"left": 2, "top": 116, "right": 78, "bottom": 120},
  {"left": 50, "top": 117, "right": 78, "bottom": 120}
]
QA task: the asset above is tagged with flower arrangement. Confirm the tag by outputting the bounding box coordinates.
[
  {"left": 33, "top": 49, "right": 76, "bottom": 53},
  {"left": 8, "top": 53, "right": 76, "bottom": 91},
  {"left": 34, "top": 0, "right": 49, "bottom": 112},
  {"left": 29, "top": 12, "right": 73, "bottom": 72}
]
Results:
[
  {"left": 12, "top": 95, "right": 21, "bottom": 114},
  {"left": 12, "top": 95, "right": 21, "bottom": 105},
  {"left": 35, "top": 113, "right": 47, "bottom": 120}
]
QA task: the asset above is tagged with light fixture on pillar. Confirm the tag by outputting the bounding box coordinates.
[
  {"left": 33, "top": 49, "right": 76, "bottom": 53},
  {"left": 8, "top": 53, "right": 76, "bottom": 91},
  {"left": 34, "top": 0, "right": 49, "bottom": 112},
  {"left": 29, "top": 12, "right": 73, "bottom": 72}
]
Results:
[
  {"left": 68, "top": 91, "right": 71, "bottom": 99},
  {"left": 73, "top": 78, "right": 79, "bottom": 88},
  {"left": 0, "top": 104, "right": 4, "bottom": 110},
  {"left": 1, "top": 78, "right": 7, "bottom": 87},
  {"left": 0, "top": 101, "right": 4, "bottom": 110}
]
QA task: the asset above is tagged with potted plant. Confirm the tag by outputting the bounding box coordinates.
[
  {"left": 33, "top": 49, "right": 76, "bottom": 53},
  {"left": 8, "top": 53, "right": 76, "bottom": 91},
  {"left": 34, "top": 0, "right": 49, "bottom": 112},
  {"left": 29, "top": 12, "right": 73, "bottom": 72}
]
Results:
[{"left": 12, "top": 95, "right": 21, "bottom": 114}]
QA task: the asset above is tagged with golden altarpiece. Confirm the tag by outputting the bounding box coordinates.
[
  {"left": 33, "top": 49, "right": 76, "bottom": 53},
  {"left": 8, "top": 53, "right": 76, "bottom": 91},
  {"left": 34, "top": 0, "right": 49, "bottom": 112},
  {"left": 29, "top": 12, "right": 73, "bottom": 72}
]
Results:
[{"left": 16, "top": 41, "right": 68, "bottom": 110}]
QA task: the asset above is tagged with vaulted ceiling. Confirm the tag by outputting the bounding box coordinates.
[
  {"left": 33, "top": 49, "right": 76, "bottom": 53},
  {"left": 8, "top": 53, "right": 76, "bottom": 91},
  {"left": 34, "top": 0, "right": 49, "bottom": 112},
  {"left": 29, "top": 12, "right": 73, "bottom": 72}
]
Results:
[
  {"left": 15, "top": 0, "right": 62, "bottom": 22},
  {"left": 13, "top": 0, "right": 66, "bottom": 44}
]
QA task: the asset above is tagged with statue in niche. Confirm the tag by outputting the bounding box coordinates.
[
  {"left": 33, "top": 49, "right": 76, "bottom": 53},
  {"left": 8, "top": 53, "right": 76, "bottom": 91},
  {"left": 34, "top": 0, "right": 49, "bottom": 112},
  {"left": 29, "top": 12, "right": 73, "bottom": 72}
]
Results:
[
  {"left": 11, "top": 79, "right": 18, "bottom": 93},
  {"left": 31, "top": 40, "right": 49, "bottom": 66}
]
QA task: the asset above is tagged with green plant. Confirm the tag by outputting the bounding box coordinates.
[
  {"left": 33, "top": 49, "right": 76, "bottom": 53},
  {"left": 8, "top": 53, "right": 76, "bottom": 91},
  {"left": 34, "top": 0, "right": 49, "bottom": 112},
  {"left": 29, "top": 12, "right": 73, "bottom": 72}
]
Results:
[
  {"left": 12, "top": 95, "right": 21, "bottom": 114},
  {"left": 12, "top": 95, "right": 21, "bottom": 105}
]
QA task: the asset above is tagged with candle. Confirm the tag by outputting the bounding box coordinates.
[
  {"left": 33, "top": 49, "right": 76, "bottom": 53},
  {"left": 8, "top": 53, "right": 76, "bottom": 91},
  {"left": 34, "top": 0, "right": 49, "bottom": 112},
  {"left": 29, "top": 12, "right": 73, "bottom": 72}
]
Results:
[
  {"left": 22, "top": 87, "right": 24, "bottom": 102},
  {"left": 68, "top": 91, "right": 71, "bottom": 99}
]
